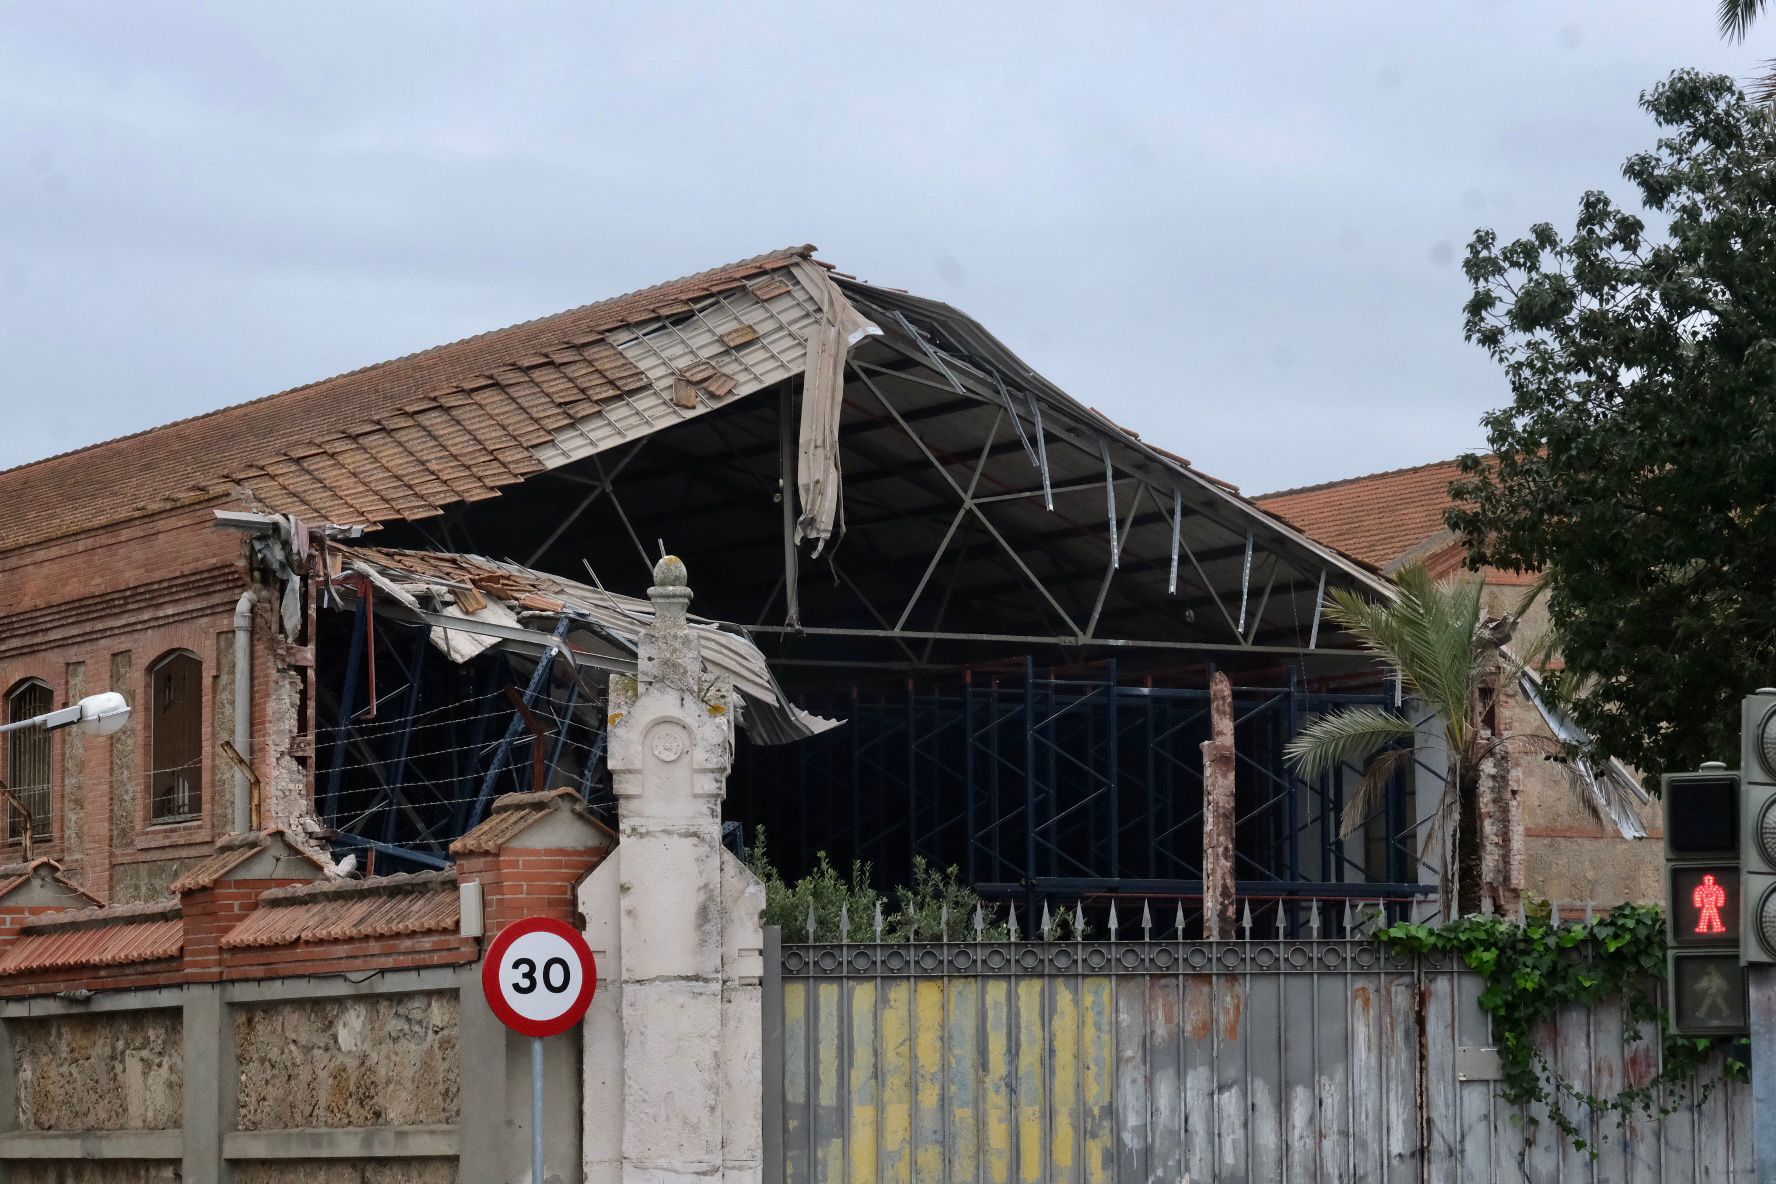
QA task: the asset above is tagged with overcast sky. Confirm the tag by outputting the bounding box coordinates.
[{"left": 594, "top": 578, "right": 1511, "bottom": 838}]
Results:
[{"left": 0, "top": 3, "right": 1760, "bottom": 495}]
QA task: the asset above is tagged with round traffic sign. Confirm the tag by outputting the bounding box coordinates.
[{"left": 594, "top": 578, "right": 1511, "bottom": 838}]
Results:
[{"left": 481, "top": 916, "right": 598, "bottom": 1037}]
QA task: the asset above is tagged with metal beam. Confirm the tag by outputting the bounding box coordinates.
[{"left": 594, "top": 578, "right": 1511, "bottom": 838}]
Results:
[{"left": 740, "top": 622, "right": 1365, "bottom": 658}]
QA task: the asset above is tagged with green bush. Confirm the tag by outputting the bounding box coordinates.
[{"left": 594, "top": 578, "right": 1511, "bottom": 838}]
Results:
[{"left": 748, "top": 830, "right": 1019, "bottom": 941}]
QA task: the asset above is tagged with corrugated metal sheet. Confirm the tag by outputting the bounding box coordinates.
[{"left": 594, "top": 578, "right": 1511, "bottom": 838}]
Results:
[
  {"left": 0, "top": 914, "right": 182, "bottom": 975},
  {"left": 772, "top": 935, "right": 1753, "bottom": 1183},
  {"left": 337, "top": 545, "right": 840, "bottom": 745},
  {"left": 223, "top": 870, "right": 458, "bottom": 948}
]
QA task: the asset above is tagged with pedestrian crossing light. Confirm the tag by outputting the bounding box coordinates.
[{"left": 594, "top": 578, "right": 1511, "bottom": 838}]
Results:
[
  {"left": 1664, "top": 762, "right": 1747, "bottom": 1035},
  {"left": 1739, "top": 688, "right": 1776, "bottom": 964}
]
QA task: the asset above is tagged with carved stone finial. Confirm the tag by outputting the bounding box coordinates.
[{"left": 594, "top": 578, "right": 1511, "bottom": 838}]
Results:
[{"left": 646, "top": 554, "right": 694, "bottom": 646}]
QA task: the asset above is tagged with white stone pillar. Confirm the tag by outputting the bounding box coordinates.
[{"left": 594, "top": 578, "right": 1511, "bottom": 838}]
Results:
[{"left": 602, "top": 555, "right": 757, "bottom": 1184}]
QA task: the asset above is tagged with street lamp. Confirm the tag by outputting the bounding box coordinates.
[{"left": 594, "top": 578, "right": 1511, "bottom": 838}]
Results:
[
  {"left": 0, "top": 691, "right": 132, "bottom": 739},
  {"left": 0, "top": 692, "right": 131, "bottom": 859}
]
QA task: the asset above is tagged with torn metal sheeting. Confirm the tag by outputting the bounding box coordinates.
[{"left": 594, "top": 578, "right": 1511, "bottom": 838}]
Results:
[
  {"left": 333, "top": 545, "right": 839, "bottom": 745},
  {"left": 1516, "top": 662, "right": 1649, "bottom": 839}
]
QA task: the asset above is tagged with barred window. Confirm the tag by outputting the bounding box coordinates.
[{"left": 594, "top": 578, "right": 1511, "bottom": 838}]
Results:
[
  {"left": 6, "top": 680, "right": 52, "bottom": 842},
  {"left": 149, "top": 652, "right": 202, "bottom": 823}
]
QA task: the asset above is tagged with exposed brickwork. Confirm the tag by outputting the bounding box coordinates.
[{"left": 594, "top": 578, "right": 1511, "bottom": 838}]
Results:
[{"left": 0, "top": 792, "right": 608, "bottom": 998}]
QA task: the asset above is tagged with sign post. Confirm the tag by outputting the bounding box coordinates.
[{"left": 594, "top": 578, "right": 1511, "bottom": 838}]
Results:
[{"left": 482, "top": 916, "right": 598, "bottom": 1183}]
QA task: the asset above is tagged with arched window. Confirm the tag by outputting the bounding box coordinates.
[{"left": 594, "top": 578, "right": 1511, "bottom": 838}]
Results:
[
  {"left": 6, "top": 679, "right": 52, "bottom": 843},
  {"left": 148, "top": 651, "right": 202, "bottom": 823}
]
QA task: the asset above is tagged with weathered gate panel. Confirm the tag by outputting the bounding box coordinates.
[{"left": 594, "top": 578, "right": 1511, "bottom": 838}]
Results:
[{"left": 770, "top": 931, "right": 1752, "bottom": 1182}]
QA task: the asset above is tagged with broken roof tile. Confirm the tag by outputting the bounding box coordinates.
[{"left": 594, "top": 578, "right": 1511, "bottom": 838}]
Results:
[
  {"left": 0, "top": 245, "right": 818, "bottom": 552},
  {"left": 450, "top": 787, "right": 613, "bottom": 856},
  {"left": 222, "top": 869, "right": 459, "bottom": 949},
  {"left": 0, "top": 901, "right": 182, "bottom": 976}
]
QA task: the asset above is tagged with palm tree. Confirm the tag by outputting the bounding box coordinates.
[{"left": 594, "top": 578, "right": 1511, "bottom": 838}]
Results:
[
  {"left": 1282, "top": 564, "right": 1518, "bottom": 916},
  {"left": 1718, "top": 1, "right": 1776, "bottom": 102}
]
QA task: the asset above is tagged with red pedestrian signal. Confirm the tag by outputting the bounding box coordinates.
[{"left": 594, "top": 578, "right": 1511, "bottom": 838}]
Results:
[
  {"left": 1692, "top": 873, "right": 1727, "bottom": 934},
  {"left": 1668, "top": 865, "right": 1739, "bottom": 947}
]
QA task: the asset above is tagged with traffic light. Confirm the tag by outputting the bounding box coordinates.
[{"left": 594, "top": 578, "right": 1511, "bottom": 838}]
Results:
[
  {"left": 1740, "top": 689, "right": 1776, "bottom": 963},
  {"left": 1664, "top": 765, "right": 1748, "bottom": 1035}
]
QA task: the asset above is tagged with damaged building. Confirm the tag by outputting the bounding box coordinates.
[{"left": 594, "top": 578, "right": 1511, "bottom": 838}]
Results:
[{"left": 0, "top": 245, "right": 1451, "bottom": 925}]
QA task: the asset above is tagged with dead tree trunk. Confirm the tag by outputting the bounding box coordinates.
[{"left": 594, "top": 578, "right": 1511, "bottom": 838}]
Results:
[{"left": 1202, "top": 670, "right": 1237, "bottom": 940}]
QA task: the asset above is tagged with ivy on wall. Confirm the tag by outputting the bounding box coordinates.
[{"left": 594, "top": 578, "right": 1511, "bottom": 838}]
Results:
[{"left": 1379, "top": 902, "right": 1746, "bottom": 1153}]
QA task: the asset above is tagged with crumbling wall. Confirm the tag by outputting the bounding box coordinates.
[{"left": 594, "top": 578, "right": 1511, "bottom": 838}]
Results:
[
  {"left": 234, "top": 992, "right": 459, "bottom": 1130},
  {"left": 111, "top": 857, "right": 204, "bottom": 904},
  {"left": 11, "top": 1164, "right": 181, "bottom": 1184},
  {"left": 64, "top": 659, "right": 87, "bottom": 866},
  {"left": 13, "top": 1010, "right": 182, "bottom": 1131},
  {"left": 233, "top": 1162, "right": 455, "bottom": 1184},
  {"left": 108, "top": 650, "right": 135, "bottom": 880}
]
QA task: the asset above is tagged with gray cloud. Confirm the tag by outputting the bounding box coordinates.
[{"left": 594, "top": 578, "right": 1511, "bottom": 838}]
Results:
[{"left": 0, "top": 1, "right": 1757, "bottom": 492}]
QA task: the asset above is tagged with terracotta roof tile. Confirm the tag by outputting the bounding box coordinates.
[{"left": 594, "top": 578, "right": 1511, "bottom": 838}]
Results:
[
  {"left": 450, "top": 787, "right": 611, "bottom": 855},
  {"left": 0, "top": 246, "right": 818, "bottom": 553},
  {"left": 170, "top": 830, "right": 329, "bottom": 893},
  {"left": 222, "top": 870, "right": 458, "bottom": 949},
  {"left": 0, "top": 901, "right": 182, "bottom": 976},
  {"left": 1254, "top": 458, "right": 1472, "bottom": 573}
]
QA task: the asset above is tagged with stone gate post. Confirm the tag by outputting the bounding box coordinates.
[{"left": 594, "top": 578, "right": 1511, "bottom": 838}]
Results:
[{"left": 583, "top": 555, "right": 764, "bottom": 1184}]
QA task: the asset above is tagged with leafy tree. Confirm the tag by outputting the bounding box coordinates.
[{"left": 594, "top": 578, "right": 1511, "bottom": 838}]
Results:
[
  {"left": 1284, "top": 564, "right": 1521, "bottom": 914},
  {"left": 1450, "top": 70, "right": 1776, "bottom": 777}
]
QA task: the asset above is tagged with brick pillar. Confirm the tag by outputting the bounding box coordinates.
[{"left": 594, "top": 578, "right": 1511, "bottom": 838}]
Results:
[{"left": 450, "top": 789, "right": 613, "bottom": 1183}]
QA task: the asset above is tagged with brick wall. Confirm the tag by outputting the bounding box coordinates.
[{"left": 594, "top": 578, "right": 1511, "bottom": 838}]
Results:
[{"left": 0, "top": 503, "right": 308, "bottom": 903}]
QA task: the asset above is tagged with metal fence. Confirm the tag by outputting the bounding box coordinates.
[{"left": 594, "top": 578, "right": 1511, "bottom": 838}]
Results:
[{"left": 765, "top": 924, "right": 1752, "bottom": 1183}]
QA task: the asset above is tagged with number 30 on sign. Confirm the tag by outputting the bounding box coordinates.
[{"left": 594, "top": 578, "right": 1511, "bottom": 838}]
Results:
[{"left": 481, "top": 916, "right": 598, "bottom": 1037}]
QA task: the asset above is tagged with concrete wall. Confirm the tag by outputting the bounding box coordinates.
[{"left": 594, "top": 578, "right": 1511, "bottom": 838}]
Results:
[
  {"left": 11, "top": 1165, "right": 181, "bottom": 1184},
  {"left": 231, "top": 1161, "right": 455, "bottom": 1183}
]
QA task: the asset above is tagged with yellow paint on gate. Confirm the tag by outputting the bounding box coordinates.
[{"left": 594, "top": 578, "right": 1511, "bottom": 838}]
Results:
[
  {"left": 946, "top": 979, "right": 980, "bottom": 1180},
  {"left": 818, "top": 982, "right": 842, "bottom": 1182},
  {"left": 914, "top": 982, "right": 945, "bottom": 1180},
  {"left": 798, "top": 973, "right": 1121, "bottom": 1183},
  {"left": 1081, "top": 978, "right": 1114, "bottom": 1184},
  {"left": 1016, "top": 978, "right": 1046, "bottom": 1183},
  {"left": 880, "top": 981, "right": 913, "bottom": 1184},
  {"left": 1050, "top": 981, "right": 1079, "bottom": 1175},
  {"left": 983, "top": 980, "right": 1013, "bottom": 1184},
  {"left": 783, "top": 980, "right": 807, "bottom": 1184},
  {"left": 849, "top": 981, "right": 878, "bottom": 1184}
]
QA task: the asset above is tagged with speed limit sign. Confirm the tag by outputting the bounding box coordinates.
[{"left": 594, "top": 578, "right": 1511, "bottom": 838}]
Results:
[{"left": 481, "top": 916, "right": 598, "bottom": 1038}]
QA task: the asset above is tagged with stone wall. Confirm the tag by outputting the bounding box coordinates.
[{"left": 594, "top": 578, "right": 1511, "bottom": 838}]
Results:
[
  {"left": 110, "top": 857, "right": 205, "bottom": 907},
  {"left": 13, "top": 1009, "right": 182, "bottom": 1131},
  {"left": 235, "top": 993, "right": 459, "bottom": 1130}
]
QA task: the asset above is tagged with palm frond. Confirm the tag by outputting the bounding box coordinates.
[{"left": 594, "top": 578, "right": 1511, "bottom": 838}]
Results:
[
  {"left": 1721, "top": 0, "right": 1767, "bottom": 40},
  {"left": 1283, "top": 707, "right": 1416, "bottom": 777},
  {"left": 1753, "top": 60, "right": 1776, "bottom": 105},
  {"left": 1338, "top": 746, "right": 1416, "bottom": 836},
  {"left": 1322, "top": 564, "right": 1486, "bottom": 748}
]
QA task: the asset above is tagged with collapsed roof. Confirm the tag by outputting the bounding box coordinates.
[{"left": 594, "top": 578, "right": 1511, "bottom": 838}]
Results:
[
  {"left": 333, "top": 543, "right": 837, "bottom": 745},
  {"left": 5, "top": 244, "right": 1392, "bottom": 673}
]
